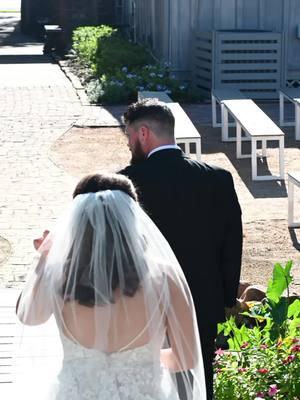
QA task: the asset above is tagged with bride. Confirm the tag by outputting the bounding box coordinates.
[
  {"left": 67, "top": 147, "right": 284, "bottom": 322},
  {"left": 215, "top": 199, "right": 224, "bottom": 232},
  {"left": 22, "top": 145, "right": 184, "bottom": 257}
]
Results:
[{"left": 15, "top": 173, "right": 206, "bottom": 400}]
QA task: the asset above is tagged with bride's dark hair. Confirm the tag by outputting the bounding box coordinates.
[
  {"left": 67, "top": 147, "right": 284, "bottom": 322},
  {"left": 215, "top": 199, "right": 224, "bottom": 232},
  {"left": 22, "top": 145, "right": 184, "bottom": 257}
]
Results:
[
  {"left": 61, "top": 173, "right": 141, "bottom": 307},
  {"left": 73, "top": 173, "right": 137, "bottom": 200}
]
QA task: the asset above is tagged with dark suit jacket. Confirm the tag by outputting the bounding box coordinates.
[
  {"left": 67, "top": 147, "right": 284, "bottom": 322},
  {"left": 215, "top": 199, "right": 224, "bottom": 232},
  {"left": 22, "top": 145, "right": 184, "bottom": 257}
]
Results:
[{"left": 119, "top": 149, "right": 242, "bottom": 327}]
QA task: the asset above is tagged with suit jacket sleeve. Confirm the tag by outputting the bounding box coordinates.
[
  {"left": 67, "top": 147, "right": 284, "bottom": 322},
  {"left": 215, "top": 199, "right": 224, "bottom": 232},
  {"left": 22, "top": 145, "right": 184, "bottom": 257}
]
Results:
[{"left": 220, "top": 171, "right": 243, "bottom": 308}]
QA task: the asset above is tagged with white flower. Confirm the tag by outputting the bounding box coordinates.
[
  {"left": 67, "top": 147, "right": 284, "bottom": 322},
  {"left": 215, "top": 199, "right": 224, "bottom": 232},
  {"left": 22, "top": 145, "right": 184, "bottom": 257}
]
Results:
[{"left": 126, "top": 73, "right": 136, "bottom": 79}]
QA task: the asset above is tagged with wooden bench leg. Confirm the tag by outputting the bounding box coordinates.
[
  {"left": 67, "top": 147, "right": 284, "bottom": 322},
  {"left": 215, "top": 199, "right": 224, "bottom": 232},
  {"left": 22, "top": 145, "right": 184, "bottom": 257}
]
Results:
[
  {"left": 236, "top": 123, "right": 251, "bottom": 159},
  {"left": 252, "top": 136, "right": 284, "bottom": 181},
  {"left": 195, "top": 139, "right": 201, "bottom": 161},
  {"left": 288, "top": 176, "right": 295, "bottom": 227},
  {"left": 279, "top": 137, "right": 285, "bottom": 179},
  {"left": 262, "top": 139, "right": 267, "bottom": 158},
  {"left": 236, "top": 122, "right": 242, "bottom": 158},
  {"left": 251, "top": 138, "right": 258, "bottom": 181},
  {"left": 221, "top": 104, "right": 229, "bottom": 142},
  {"left": 183, "top": 141, "right": 190, "bottom": 157},
  {"left": 211, "top": 93, "right": 218, "bottom": 127},
  {"left": 295, "top": 104, "right": 300, "bottom": 140},
  {"left": 288, "top": 175, "right": 300, "bottom": 227}
]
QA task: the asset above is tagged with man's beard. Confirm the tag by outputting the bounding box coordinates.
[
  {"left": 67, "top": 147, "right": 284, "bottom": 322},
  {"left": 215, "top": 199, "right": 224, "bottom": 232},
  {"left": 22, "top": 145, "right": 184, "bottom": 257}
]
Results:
[{"left": 130, "top": 141, "right": 147, "bottom": 165}]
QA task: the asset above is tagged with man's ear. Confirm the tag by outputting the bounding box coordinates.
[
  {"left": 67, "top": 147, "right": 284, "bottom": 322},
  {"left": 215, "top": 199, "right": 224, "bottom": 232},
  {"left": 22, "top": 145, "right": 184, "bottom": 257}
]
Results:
[{"left": 138, "top": 124, "right": 151, "bottom": 145}]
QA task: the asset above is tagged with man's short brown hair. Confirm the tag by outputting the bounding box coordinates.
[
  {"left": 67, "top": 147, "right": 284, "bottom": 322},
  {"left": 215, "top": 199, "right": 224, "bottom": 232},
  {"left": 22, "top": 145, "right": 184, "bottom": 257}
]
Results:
[{"left": 123, "top": 99, "right": 175, "bottom": 137}]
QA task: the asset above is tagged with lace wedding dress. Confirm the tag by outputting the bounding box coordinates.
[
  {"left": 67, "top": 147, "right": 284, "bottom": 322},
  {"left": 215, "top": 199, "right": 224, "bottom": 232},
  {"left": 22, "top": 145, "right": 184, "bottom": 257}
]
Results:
[{"left": 48, "top": 334, "right": 179, "bottom": 400}]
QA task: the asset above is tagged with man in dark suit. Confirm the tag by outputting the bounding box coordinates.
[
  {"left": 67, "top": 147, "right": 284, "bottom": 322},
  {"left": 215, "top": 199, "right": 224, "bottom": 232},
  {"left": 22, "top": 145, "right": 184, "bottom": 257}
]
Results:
[{"left": 119, "top": 99, "right": 243, "bottom": 400}]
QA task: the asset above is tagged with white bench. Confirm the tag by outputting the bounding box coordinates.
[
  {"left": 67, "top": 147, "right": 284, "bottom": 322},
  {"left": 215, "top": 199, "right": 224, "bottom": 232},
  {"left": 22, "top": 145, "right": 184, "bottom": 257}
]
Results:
[
  {"left": 211, "top": 89, "right": 246, "bottom": 141},
  {"left": 279, "top": 88, "right": 300, "bottom": 140},
  {"left": 221, "top": 99, "right": 285, "bottom": 181},
  {"left": 138, "top": 91, "right": 201, "bottom": 161},
  {"left": 138, "top": 90, "right": 173, "bottom": 103},
  {"left": 288, "top": 172, "right": 300, "bottom": 228}
]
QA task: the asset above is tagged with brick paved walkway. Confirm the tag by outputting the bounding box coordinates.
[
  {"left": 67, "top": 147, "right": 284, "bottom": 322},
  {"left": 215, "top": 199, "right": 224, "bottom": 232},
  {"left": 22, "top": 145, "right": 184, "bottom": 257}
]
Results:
[{"left": 0, "top": 15, "right": 83, "bottom": 287}]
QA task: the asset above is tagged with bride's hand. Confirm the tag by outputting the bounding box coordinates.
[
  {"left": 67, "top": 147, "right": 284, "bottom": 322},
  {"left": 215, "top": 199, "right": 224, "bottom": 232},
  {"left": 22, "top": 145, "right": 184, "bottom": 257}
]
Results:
[{"left": 33, "top": 230, "right": 51, "bottom": 254}]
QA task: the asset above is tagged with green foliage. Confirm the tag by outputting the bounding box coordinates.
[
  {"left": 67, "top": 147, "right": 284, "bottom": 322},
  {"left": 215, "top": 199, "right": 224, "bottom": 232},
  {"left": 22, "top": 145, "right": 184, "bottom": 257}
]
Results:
[
  {"left": 71, "top": 25, "right": 200, "bottom": 104},
  {"left": 215, "top": 261, "right": 300, "bottom": 399},
  {"left": 95, "top": 34, "right": 153, "bottom": 76},
  {"left": 86, "top": 64, "right": 199, "bottom": 105},
  {"left": 267, "top": 261, "right": 293, "bottom": 303},
  {"left": 72, "top": 25, "right": 116, "bottom": 72}
]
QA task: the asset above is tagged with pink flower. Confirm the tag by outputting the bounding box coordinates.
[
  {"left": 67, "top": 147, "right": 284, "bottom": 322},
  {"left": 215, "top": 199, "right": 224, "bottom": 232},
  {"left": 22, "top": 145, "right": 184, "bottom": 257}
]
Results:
[
  {"left": 215, "top": 348, "right": 225, "bottom": 356},
  {"left": 257, "top": 368, "right": 269, "bottom": 374},
  {"left": 260, "top": 344, "right": 268, "bottom": 350},
  {"left": 241, "top": 342, "right": 249, "bottom": 349},
  {"left": 283, "top": 355, "right": 296, "bottom": 364},
  {"left": 238, "top": 367, "right": 247, "bottom": 373},
  {"left": 291, "top": 345, "right": 300, "bottom": 353},
  {"left": 256, "top": 392, "right": 265, "bottom": 398},
  {"left": 268, "top": 384, "right": 279, "bottom": 397}
]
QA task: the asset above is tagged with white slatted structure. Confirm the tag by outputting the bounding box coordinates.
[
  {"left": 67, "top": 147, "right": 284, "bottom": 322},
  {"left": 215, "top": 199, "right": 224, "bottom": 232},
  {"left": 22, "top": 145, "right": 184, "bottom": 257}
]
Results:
[
  {"left": 193, "top": 31, "right": 214, "bottom": 99},
  {"left": 194, "top": 31, "right": 283, "bottom": 99}
]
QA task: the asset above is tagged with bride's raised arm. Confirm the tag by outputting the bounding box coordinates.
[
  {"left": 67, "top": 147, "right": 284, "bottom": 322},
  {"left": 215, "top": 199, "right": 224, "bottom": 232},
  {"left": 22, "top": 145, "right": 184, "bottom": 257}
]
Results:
[{"left": 16, "top": 246, "right": 53, "bottom": 326}]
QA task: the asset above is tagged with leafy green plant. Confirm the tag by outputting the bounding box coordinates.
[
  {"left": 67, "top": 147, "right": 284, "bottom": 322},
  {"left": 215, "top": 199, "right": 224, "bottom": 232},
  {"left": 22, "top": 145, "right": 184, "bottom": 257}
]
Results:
[
  {"left": 87, "top": 63, "right": 198, "bottom": 104},
  {"left": 95, "top": 34, "right": 153, "bottom": 76},
  {"left": 214, "top": 261, "right": 300, "bottom": 399},
  {"left": 72, "top": 25, "right": 116, "bottom": 72},
  {"left": 71, "top": 25, "right": 200, "bottom": 104}
]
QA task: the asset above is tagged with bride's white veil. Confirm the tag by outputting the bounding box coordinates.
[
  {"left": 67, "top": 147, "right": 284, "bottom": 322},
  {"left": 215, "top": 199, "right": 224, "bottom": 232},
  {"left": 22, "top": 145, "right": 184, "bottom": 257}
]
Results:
[{"left": 15, "top": 176, "right": 206, "bottom": 400}]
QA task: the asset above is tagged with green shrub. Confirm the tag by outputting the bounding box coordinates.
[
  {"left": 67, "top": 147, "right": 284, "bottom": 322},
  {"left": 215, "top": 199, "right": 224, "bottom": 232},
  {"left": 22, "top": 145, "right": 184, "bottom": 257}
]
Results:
[
  {"left": 71, "top": 25, "right": 201, "bottom": 104},
  {"left": 87, "top": 64, "right": 199, "bottom": 104},
  {"left": 72, "top": 25, "right": 116, "bottom": 72},
  {"left": 214, "top": 261, "right": 300, "bottom": 399},
  {"left": 95, "top": 34, "right": 153, "bottom": 76}
]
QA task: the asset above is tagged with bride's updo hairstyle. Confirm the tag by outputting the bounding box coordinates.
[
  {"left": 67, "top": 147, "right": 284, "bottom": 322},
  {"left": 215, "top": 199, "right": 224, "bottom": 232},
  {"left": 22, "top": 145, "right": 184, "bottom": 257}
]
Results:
[
  {"left": 73, "top": 173, "right": 137, "bottom": 200},
  {"left": 62, "top": 173, "right": 142, "bottom": 307}
]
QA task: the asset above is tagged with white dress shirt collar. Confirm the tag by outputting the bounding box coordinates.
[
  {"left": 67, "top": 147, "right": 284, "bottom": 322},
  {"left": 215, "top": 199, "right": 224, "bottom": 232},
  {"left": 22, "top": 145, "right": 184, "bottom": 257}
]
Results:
[{"left": 147, "top": 144, "right": 181, "bottom": 158}]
